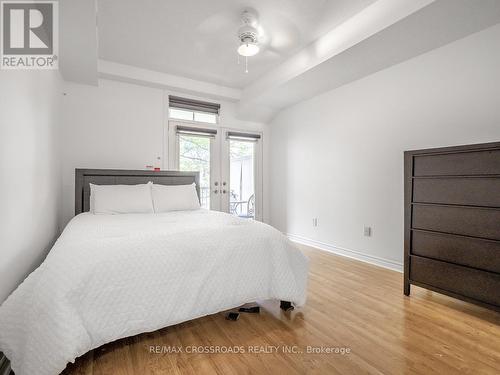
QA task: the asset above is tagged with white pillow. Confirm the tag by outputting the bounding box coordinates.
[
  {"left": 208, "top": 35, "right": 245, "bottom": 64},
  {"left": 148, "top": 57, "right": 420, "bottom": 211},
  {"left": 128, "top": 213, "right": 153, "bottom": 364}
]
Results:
[
  {"left": 90, "top": 183, "right": 154, "bottom": 214},
  {"left": 152, "top": 183, "right": 200, "bottom": 212}
]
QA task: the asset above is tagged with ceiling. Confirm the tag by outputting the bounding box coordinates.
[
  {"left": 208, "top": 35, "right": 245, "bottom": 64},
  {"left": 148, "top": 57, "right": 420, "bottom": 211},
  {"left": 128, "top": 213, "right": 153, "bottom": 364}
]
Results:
[
  {"left": 61, "top": 0, "right": 500, "bottom": 122},
  {"left": 97, "top": 0, "right": 376, "bottom": 89}
]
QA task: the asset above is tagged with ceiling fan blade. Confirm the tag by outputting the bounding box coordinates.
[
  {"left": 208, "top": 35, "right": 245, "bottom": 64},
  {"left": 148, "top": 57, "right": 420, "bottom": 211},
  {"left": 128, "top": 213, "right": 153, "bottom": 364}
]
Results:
[
  {"left": 197, "top": 10, "right": 239, "bottom": 35},
  {"left": 259, "top": 13, "right": 301, "bottom": 51}
]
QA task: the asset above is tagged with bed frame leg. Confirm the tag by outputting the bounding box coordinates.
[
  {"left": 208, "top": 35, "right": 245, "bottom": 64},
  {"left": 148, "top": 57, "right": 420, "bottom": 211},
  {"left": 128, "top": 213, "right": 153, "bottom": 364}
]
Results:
[
  {"left": 280, "top": 300, "right": 294, "bottom": 312},
  {"left": 239, "top": 305, "right": 260, "bottom": 313},
  {"left": 225, "top": 312, "right": 240, "bottom": 321}
]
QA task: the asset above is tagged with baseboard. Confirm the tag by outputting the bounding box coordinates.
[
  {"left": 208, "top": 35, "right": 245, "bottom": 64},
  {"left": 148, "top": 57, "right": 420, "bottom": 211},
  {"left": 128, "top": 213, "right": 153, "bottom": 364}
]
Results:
[
  {"left": 287, "top": 233, "right": 403, "bottom": 273},
  {"left": 0, "top": 352, "right": 11, "bottom": 375}
]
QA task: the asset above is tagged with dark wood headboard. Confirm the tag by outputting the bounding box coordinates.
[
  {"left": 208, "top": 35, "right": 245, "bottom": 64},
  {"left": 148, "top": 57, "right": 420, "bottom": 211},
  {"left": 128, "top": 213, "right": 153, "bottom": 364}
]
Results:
[{"left": 75, "top": 169, "right": 200, "bottom": 215}]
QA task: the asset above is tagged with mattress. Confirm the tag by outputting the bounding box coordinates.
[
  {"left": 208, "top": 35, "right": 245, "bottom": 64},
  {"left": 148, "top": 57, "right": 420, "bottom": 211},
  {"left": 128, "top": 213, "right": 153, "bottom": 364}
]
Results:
[{"left": 0, "top": 209, "right": 309, "bottom": 375}]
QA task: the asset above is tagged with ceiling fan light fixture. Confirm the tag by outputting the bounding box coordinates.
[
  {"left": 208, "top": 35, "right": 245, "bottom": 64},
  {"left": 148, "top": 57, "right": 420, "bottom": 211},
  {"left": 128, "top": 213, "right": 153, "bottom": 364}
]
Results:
[{"left": 237, "top": 41, "right": 260, "bottom": 57}]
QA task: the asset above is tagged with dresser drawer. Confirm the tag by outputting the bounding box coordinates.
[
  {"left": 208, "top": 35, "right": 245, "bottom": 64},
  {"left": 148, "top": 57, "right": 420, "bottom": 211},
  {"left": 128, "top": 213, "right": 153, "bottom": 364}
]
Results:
[
  {"left": 412, "top": 204, "right": 500, "bottom": 241},
  {"left": 413, "top": 177, "right": 500, "bottom": 207},
  {"left": 410, "top": 255, "right": 500, "bottom": 306},
  {"left": 411, "top": 230, "right": 500, "bottom": 273},
  {"left": 413, "top": 149, "right": 500, "bottom": 176}
]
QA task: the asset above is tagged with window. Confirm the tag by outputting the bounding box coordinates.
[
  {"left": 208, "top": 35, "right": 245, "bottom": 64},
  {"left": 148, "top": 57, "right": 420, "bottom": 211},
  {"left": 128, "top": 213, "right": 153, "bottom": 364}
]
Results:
[
  {"left": 229, "top": 139, "right": 255, "bottom": 219},
  {"left": 169, "top": 108, "right": 193, "bottom": 121},
  {"left": 226, "top": 131, "right": 261, "bottom": 220},
  {"left": 178, "top": 134, "right": 211, "bottom": 209},
  {"left": 169, "top": 96, "right": 219, "bottom": 124},
  {"left": 194, "top": 111, "right": 217, "bottom": 124},
  {"left": 169, "top": 124, "right": 263, "bottom": 220},
  {"left": 169, "top": 108, "right": 217, "bottom": 124}
]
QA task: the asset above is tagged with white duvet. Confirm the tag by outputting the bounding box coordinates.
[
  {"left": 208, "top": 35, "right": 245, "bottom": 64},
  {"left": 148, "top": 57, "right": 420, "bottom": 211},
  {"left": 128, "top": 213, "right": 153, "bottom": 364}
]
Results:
[{"left": 0, "top": 210, "right": 308, "bottom": 375}]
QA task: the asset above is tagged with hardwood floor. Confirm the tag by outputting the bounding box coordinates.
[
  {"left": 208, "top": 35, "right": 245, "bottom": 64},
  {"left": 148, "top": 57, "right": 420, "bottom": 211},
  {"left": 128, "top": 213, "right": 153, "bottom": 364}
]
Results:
[{"left": 62, "top": 245, "right": 500, "bottom": 375}]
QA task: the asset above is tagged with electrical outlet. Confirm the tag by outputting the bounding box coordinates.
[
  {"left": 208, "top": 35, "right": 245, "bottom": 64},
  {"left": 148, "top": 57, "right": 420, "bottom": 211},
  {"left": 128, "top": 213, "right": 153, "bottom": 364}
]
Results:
[
  {"left": 312, "top": 218, "right": 319, "bottom": 227},
  {"left": 364, "top": 226, "right": 372, "bottom": 237}
]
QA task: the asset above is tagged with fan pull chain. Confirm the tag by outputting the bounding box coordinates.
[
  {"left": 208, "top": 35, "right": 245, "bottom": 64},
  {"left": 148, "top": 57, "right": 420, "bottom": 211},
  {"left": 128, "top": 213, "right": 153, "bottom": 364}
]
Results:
[
  {"left": 237, "top": 54, "right": 240, "bottom": 65},
  {"left": 245, "top": 56, "right": 248, "bottom": 73}
]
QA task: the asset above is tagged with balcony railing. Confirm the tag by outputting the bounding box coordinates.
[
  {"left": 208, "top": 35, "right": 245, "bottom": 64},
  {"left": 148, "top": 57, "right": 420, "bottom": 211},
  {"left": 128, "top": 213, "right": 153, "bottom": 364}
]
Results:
[{"left": 199, "top": 187, "right": 254, "bottom": 219}]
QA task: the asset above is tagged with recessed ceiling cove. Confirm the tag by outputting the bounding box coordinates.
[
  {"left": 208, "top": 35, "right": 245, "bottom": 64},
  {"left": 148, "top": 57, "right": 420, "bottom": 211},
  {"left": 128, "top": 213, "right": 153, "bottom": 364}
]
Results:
[{"left": 97, "top": 0, "right": 376, "bottom": 89}]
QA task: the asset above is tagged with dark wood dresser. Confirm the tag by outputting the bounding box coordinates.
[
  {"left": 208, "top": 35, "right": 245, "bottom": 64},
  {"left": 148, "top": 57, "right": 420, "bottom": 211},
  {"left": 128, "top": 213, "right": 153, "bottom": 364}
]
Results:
[{"left": 404, "top": 141, "right": 500, "bottom": 311}]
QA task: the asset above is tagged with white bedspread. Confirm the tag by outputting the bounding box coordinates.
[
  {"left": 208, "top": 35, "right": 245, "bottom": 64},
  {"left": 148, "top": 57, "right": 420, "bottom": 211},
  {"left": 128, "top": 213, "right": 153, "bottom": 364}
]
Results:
[{"left": 0, "top": 210, "right": 308, "bottom": 375}]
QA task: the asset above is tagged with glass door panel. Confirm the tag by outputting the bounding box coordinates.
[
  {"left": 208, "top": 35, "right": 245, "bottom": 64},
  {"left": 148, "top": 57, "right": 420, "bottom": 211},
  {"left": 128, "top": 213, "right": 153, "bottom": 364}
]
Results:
[
  {"left": 228, "top": 140, "right": 255, "bottom": 219},
  {"left": 169, "top": 122, "right": 261, "bottom": 219},
  {"left": 178, "top": 134, "right": 211, "bottom": 209}
]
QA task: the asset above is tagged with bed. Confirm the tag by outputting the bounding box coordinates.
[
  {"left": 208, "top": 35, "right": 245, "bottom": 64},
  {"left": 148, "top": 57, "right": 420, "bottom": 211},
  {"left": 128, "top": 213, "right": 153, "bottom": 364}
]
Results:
[{"left": 0, "top": 169, "right": 309, "bottom": 375}]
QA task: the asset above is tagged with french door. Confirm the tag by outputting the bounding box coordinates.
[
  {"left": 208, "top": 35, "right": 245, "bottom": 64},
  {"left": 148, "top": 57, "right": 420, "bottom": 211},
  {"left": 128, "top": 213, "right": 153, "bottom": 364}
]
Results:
[{"left": 168, "top": 122, "right": 263, "bottom": 221}]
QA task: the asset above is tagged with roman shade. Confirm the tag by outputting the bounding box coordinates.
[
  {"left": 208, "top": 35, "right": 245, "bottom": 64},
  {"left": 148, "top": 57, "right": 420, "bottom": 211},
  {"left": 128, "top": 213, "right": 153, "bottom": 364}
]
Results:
[
  {"left": 169, "top": 95, "right": 220, "bottom": 114},
  {"left": 176, "top": 125, "right": 217, "bottom": 137},
  {"left": 226, "top": 131, "right": 261, "bottom": 141}
]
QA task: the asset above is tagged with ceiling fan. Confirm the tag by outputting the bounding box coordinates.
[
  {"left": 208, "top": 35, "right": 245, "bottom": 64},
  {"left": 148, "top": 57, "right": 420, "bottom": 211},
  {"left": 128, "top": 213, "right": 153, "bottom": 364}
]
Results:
[
  {"left": 237, "top": 10, "right": 260, "bottom": 73},
  {"left": 196, "top": 7, "right": 296, "bottom": 74}
]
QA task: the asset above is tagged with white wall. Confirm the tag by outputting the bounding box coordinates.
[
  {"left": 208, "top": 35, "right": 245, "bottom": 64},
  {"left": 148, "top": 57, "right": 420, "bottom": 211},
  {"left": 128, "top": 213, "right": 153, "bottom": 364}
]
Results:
[
  {"left": 0, "top": 70, "right": 62, "bottom": 303},
  {"left": 61, "top": 79, "right": 269, "bottom": 225},
  {"left": 269, "top": 24, "right": 500, "bottom": 270}
]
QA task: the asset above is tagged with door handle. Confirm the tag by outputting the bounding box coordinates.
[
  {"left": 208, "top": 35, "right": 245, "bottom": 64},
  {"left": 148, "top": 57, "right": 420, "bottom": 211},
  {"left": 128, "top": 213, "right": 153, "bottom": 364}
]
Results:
[
  {"left": 222, "top": 189, "right": 227, "bottom": 194},
  {"left": 214, "top": 189, "right": 219, "bottom": 194}
]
